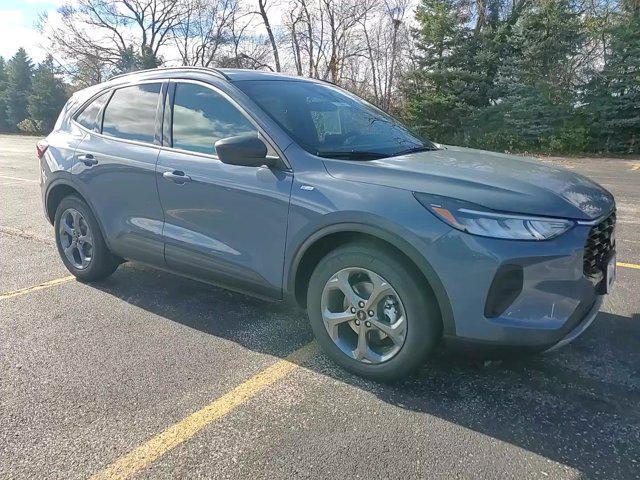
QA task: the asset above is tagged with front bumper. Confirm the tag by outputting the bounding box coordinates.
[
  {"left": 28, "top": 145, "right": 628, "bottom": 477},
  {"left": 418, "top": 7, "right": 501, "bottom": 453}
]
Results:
[
  {"left": 422, "top": 223, "right": 606, "bottom": 351},
  {"left": 545, "top": 295, "right": 603, "bottom": 352}
]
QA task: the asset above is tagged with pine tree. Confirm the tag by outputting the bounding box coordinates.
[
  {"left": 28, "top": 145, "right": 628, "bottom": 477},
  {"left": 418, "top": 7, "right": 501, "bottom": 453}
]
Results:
[
  {"left": 27, "top": 55, "right": 69, "bottom": 133},
  {"left": 403, "top": 0, "right": 598, "bottom": 153},
  {"left": 139, "top": 45, "right": 161, "bottom": 69},
  {"left": 585, "top": 1, "right": 640, "bottom": 153},
  {"left": 402, "top": 0, "right": 472, "bottom": 142},
  {"left": 475, "top": 0, "right": 587, "bottom": 151},
  {"left": 115, "top": 46, "right": 141, "bottom": 74},
  {"left": 5, "top": 48, "right": 33, "bottom": 131},
  {"left": 114, "top": 45, "right": 161, "bottom": 75},
  {"left": 0, "top": 57, "right": 9, "bottom": 132}
]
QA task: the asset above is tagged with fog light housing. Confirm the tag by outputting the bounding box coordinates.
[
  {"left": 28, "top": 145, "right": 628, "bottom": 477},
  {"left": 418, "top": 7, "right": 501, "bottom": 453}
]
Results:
[{"left": 484, "top": 264, "right": 523, "bottom": 318}]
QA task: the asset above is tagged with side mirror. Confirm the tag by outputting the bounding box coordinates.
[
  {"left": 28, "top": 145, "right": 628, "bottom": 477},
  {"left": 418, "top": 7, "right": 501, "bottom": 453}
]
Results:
[{"left": 215, "top": 134, "right": 276, "bottom": 168}]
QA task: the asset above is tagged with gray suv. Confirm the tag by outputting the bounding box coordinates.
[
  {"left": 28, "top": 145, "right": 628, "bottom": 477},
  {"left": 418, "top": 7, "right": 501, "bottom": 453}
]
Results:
[{"left": 38, "top": 68, "right": 616, "bottom": 381}]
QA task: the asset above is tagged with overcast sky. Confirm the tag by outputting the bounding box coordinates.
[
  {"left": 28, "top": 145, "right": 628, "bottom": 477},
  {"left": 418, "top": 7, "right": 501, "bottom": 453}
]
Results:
[{"left": 0, "top": 0, "right": 63, "bottom": 61}]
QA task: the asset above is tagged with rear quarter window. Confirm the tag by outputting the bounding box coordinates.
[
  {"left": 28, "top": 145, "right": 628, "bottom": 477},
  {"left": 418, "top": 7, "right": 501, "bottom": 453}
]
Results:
[
  {"left": 102, "top": 83, "right": 161, "bottom": 144},
  {"left": 75, "top": 91, "right": 111, "bottom": 132}
]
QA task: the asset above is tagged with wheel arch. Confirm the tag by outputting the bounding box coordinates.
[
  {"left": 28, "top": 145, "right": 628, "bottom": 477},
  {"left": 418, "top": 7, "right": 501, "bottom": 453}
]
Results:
[
  {"left": 45, "top": 179, "right": 114, "bottom": 253},
  {"left": 45, "top": 181, "right": 82, "bottom": 224},
  {"left": 287, "top": 223, "right": 456, "bottom": 336}
]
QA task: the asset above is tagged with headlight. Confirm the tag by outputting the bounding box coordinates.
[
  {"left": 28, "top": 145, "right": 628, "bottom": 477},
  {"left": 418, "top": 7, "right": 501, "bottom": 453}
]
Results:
[{"left": 414, "top": 193, "right": 574, "bottom": 241}]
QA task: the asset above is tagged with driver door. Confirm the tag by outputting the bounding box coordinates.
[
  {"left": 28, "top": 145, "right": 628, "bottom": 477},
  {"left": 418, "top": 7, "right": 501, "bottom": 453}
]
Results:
[{"left": 156, "top": 80, "right": 293, "bottom": 298}]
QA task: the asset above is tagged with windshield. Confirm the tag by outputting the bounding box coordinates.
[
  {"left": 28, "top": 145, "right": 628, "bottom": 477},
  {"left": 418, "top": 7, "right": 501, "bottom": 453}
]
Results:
[{"left": 235, "top": 80, "right": 434, "bottom": 159}]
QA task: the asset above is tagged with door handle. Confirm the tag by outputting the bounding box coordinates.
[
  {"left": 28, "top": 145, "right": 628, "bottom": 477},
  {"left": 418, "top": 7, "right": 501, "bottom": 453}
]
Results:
[
  {"left": 77, "top": 153, "right": 98, "bottom": 166},
  {"left": 163, "top": 170, "right": 191, "bottom": 184}
]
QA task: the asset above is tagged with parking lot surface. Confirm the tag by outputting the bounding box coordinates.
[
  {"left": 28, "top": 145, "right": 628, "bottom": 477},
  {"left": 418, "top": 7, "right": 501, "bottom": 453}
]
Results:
[{"left": 1, "top": 134, "right": 639, "bottom": 479}]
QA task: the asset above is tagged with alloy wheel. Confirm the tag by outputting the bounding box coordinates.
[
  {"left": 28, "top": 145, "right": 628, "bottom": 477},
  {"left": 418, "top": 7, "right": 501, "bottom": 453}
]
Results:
[
  {"left": 320, "top": 267, "right": 407, "bottom": 364},
  {"left": 58, "top": 208, "right": 94, "bottom": 269}
]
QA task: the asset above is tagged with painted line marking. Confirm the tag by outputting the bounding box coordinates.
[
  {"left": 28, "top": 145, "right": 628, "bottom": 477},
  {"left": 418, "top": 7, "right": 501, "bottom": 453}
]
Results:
[
  {"left": 0, "top": 275, "right": 75, "bottom": 300},
  {"left": 89, "top": 341, "right": 319, "bottom": 480},
  {"left": 618, "top": 262, "right": 640, "bottom": 270},
  {"left": 0, "top": 174, "right": 38, "bottom": 183}
]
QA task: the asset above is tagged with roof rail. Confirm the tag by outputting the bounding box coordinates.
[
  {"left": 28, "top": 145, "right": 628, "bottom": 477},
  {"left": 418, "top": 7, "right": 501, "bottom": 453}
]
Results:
[{"left": 108, "top": 66, "right": 228, "bottom": 82}]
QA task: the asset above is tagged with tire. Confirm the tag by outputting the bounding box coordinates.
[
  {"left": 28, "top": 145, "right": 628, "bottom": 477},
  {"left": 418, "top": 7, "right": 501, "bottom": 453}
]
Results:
[
  {"left": 54, "top": 195, "right": 119, "bottom": 282},
  {"left": 307, "top": 242, "right": 442, "bottom": 382}
]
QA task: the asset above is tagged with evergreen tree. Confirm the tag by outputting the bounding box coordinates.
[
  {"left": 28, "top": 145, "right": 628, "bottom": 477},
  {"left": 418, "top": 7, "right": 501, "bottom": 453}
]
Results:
[
  {"left": 477, "top": 0, "right": 586, "bottom": 151},
  {"left": 403, "top": 0, "right": 530, "bottom": 146},
  {"left": 403, "top": 0, "right": 471, "bottom": 142},
  {"left": 585, "top": 1, "right": 640, "bottom": 153},
  {"left": 5, "top": 48, "right": 33, "bottom": 131},
  {"left": 114, "top": 46, "right": 161, "bottom": 75},
  {"left": 0, "top": 57, "right": 9, "bottom": 132},
  {"left": 115, "top": 46, "right": 141, "bottom": 74},
  {"left": 139, "top": 45, "right": 162, "bottom": 69},
  {"left": 404, "top": 0, "right": 600, "bottom": 153},
  {"left": 28, "top": 55, "right": 69, "bottom": 133}
]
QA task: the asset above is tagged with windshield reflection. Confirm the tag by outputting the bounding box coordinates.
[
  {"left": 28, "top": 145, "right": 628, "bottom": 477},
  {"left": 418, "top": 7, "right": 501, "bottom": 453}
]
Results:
[{"left": 237, "top": 80, "right": 433, "bottom": 159}]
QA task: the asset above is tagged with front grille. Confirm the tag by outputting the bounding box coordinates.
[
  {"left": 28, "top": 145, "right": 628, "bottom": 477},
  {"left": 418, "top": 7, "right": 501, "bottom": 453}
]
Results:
[{"left": 583, "top": 211, "right": 616, "bottom": 277}]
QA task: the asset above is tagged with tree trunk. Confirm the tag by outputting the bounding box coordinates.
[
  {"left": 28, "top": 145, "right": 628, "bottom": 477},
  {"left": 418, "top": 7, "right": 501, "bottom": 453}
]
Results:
[{"left": 258, "top": 0, "right": 281, "bottom": 72}]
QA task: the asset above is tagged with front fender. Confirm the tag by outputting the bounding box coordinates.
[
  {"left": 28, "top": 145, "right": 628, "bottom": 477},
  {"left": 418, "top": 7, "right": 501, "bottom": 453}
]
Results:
[{"left": 284, "top": 214, "right": 456, "bottom": 336}]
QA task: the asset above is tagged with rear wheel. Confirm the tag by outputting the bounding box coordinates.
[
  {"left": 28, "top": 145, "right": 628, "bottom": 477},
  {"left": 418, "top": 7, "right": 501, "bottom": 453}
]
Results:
[
  {"left": 54, "top": 196, "right": 119, "bottom": 281},
  {"left": 307, "top": 242, "right": 441, "bottom": 381}
]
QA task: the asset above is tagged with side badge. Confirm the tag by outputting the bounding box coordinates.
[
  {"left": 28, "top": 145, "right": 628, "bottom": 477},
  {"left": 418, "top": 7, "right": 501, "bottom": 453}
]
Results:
[{"left": 300, "top": 185, "right": 315, "bottom": 191}]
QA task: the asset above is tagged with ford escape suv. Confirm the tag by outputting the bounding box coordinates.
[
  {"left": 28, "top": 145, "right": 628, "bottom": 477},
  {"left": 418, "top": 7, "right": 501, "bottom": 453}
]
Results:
[{"left": 38, "top": 67, "right": 616, "bottom": 381}]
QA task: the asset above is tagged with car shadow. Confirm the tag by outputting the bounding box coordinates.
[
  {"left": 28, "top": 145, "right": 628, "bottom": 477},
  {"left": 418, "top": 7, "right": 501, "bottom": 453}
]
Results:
[{"left": 90, "top": 262, "right": 640, "bottom": 479}]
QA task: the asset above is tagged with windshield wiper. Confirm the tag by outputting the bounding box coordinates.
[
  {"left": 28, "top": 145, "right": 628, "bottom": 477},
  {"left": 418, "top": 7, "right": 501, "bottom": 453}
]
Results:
[
  {"left": 316, "top": 150, "right": 387, "bottom": 160},
  {"left": 317, "top": 144, "right": 438, "bottom": 160},
  {"left": 391, "top": 145, "right": 438, "bottom": 157}
]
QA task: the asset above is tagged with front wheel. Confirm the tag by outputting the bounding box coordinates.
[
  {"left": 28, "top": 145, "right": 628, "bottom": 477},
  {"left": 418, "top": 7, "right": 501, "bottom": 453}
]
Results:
[{"left": 307, "top": 242, "right": 441, "bottom": 381}]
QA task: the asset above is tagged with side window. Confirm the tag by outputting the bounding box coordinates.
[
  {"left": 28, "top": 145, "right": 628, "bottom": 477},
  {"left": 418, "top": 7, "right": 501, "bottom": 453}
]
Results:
[
  {"left": 102, "top": 83, "right": 161, "bottom": 143},
  {"left": 75, "top": 91, "right": 110, "bottom": 132},
  {"left": 172, "top": 83, "right": 256, "bottom": 155}
]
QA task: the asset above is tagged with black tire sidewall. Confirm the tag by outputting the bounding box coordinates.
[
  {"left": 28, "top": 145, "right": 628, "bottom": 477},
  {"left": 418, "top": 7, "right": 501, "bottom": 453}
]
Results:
[
  {"left": 54, "top": 196, "right": 117, "bottom": 282},
  {"left": 307, "top": 243, "right": 441, "bottom": 381}
]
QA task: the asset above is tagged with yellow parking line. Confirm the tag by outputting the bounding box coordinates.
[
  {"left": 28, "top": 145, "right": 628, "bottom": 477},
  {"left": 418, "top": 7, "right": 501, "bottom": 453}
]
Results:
[
  {"left": 0, "top": 275, "right": 75, "bottom": 300},
  {"left": 618, "top": 262, "right": 640, "bottom": 270},
  {"left": 89, "top": 341, "right": 319, "bottom": 480},
  {"left": 0, "top": 174, "right": 38, "bottom": 183}
]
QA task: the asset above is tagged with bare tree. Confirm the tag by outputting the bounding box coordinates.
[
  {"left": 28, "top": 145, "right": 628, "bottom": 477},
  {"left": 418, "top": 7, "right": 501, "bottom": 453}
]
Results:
[
  {"left": 38, "top": 0, "right": 417, "bottom": 112},
  {"left": 321, "top": 0, "right": 376, "bottom": 83},
  {"left": 173, "top": 0, "right": 239, "bottom": 66},
  {"left": 298, "top": 0, "right": 324, "bottom": 78},
  {"left": 280, "top": 0, "right": 407, "bottom": 104},
  {"left": 256, "top": 0, "right": 282, "bottom": 71},
  {"left": 284, "top": 4, "right": 304, "bottom": 75},
  {"left": 383, "top": 0, "right": 408, "bottom": 109},
  {"left": 219, "top": 6, "right": 274, "bottom": 70},
  {"left": 41, "top": 0, "right": 188, "bottom": 71}
]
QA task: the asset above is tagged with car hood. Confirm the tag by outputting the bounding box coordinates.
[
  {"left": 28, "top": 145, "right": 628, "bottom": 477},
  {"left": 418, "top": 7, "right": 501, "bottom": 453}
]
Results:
[{"left": 323, "top": 146, "right": 614, "bottom": 220}]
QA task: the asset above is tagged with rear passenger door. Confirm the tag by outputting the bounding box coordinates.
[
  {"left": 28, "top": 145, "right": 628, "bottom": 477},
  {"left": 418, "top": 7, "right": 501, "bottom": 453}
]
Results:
[
  {"left": 156, "top": 80, "right": 293, "bottom": 298},
  {"left": 73, "top": 82, "right": 166, "bottom": 265}
]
